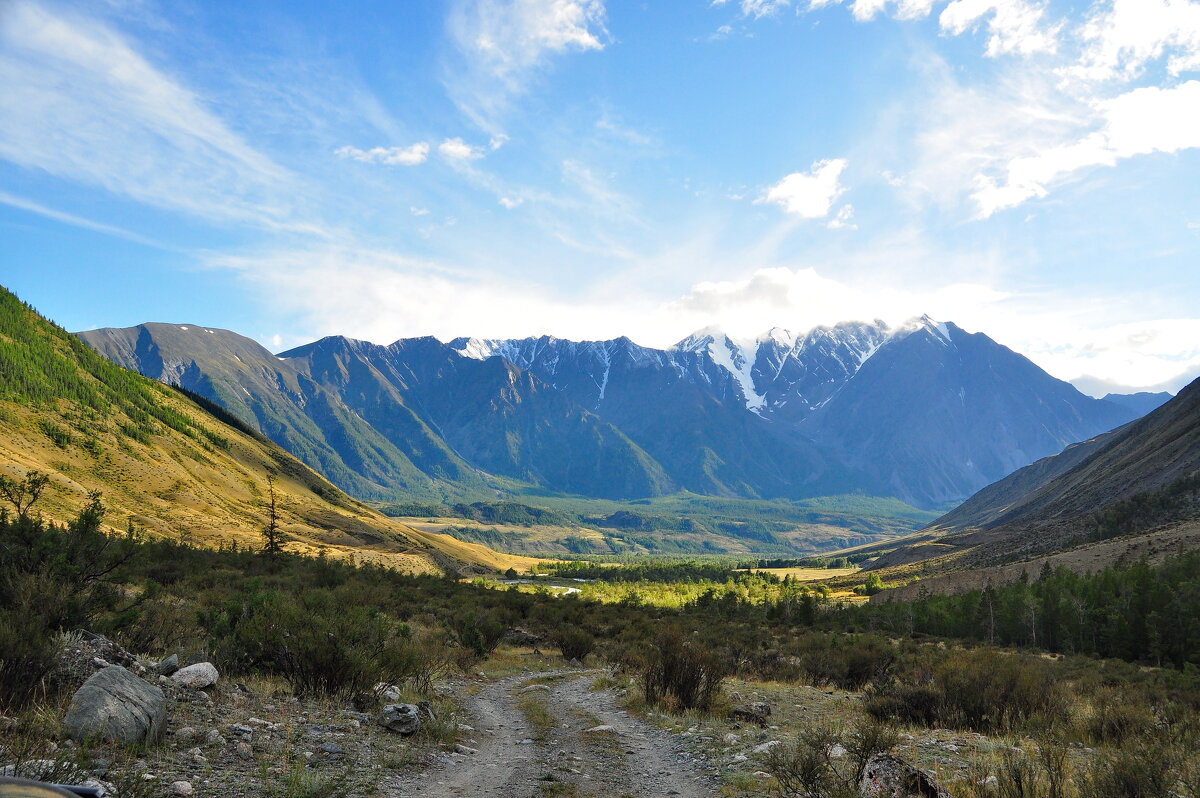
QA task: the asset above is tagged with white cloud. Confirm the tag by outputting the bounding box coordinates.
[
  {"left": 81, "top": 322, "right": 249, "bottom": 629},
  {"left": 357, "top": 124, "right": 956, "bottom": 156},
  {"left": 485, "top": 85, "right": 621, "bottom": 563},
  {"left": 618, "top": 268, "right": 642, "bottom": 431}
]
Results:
[
  {"left": 827, "top": 204, "right": 857, "bottom": 229},
  {"left": 0, "top": 0, "right": 302, "bottom": 230},
  {"left": 848, "top": 0, "right": 937, "bottom": 21},
  {"left": 499, "top": 196, "right": 523, "bottom": 209},
  {"left": 939, "top": 0, "right": 1058, "bottom": 56},
  {"left": 334, "top": 143, "right": 429, "bottom": 165},
  {"left": 212, "top": 244, "right": 1200, "bottom": 393},
  {"left": 974, "top": 80, "right": 1200, "bottom": 216},
  {"left": 410, "top": 206, "right": 430, "bottom": 216},
  {"left": 758, "top": 159, "right": 848, "bottom": 218},
  {"left": 445, "top": 0, "right": 607, "bottom": 125},
  {"left": 1074, "top": 0, "right": 1200, "bottom": 80},
  {"left": 438, "top": 137, "right": 486, "bottom": 161}
]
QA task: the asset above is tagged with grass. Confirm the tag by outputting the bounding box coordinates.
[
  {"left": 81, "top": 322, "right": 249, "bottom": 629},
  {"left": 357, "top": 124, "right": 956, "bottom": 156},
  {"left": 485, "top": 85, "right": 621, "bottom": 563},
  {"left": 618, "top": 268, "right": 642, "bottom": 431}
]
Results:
[
  {"left": 516, "top": 689, "right": 558, "bottom": 742},
  {"left": 741, "top": 566, "right": 861, "bottom": 581}
]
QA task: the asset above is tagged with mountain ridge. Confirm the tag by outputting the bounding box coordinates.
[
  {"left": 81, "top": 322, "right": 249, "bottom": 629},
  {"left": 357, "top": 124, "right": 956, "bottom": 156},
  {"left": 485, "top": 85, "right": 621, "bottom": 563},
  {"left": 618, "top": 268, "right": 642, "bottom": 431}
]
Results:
[{"left": 80, "top": 316, "right": 1141, "bottom": 511}]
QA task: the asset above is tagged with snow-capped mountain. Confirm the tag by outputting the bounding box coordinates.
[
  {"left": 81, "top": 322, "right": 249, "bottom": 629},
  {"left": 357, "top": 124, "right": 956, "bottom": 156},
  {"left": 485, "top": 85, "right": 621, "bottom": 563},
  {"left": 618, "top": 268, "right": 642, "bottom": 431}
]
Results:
[{"left": 81, "top": 316, "right": 1142, "bottom": 508}]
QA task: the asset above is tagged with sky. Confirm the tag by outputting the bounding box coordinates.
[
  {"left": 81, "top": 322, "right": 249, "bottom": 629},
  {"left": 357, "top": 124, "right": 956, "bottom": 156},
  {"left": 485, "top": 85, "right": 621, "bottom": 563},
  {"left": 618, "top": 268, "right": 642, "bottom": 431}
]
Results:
[{"left": 1, "top": 0, "right": 1199, "bottom": 397}]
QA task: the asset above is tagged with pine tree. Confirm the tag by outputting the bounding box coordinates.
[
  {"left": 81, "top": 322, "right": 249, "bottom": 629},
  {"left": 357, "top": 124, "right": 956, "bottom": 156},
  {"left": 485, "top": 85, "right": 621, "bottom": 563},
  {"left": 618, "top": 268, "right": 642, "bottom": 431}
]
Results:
[{"left": 262, "top": 474, "right": 283, "bottom": 554}]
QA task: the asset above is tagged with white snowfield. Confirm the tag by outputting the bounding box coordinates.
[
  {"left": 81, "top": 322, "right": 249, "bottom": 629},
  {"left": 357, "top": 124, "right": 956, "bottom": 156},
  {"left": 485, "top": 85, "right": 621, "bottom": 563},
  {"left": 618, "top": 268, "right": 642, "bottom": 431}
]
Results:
[{"left": 450, "top": 315, "right": 956, "bottom": 414}]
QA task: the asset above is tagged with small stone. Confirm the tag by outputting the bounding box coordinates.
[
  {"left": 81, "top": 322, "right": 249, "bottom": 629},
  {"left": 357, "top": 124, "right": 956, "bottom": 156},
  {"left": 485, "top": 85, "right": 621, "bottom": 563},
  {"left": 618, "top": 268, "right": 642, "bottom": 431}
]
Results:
[
  {"left": 520, "top": 684, "right": 551, "bottom": 694},
  {"left": 204, "top": 729, "right": 225, "bottom": 746},
  {"left": 752, "top": 741, "right": 781, "bottom": 755},
  {"left": 723, "top": 733, "right": 739, "bottom": 745},
  {"left": 170, "top": 781, "right": 194, "bottom": 796},
  {"left": 829, "top": 744, "right": 847, "bottom": 759},
  {"left": 584, "top": 725, "right": 615, "bottom": 733},
  {"left": 154, "top": 655, "right": 180, "bottom": 676},
  {"left": 454, "top": 744, "right": 478, "bottom": 755},
  {"left": 235, "top": 742, "right": 254, "bottom": 761},
  {"left": 171, "top": 662, "right": 219, "bottom": 690}
]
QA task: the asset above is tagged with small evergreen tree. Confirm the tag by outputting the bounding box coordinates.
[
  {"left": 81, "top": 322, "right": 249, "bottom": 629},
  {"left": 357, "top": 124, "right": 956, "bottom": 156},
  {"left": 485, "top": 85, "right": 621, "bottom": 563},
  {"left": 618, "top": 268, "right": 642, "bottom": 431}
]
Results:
[{"left": 261, "top": 474, "right": 283, "bottom": 555}]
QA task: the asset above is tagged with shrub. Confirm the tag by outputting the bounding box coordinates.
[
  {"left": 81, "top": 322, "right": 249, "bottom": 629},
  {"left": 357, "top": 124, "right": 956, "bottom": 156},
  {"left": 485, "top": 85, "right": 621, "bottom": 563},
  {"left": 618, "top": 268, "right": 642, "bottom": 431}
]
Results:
[
  {"left": 218, "top": 589, "right": 417, "bottom": 699},
  {"left": 642, "top": 627, "right": 727, "bottom": 712},
  {"left": 447, "top": 608, "right": 506, "bottom": 658},
  {"left": 555, "top": 626, "right": 596, "bottom": 661},
  {"left": 761, "top": 718, "right": 897, "bottom": 798},
  {"left": 865, "top": 649, "right": 1066, "bottom": 734},
  {"left": 1086, "top": 687, "right": 1156, "bottom": 744},
  {"left": 0, "top": 573, "right": 69, "bottom": 711},
  {"left": 1080, "top": 742, "right": 1179, "bottom": 798}
]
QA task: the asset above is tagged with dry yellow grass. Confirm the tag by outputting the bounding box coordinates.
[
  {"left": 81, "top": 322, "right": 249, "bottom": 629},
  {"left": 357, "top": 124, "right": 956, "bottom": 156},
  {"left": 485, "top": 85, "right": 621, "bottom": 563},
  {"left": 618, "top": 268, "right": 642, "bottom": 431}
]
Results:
[
  {"left": 0, "top": 396, "right": 537, "bottom": 575},
  {"left": 741, "top": 566, "right": 861, "bottom": 581}
]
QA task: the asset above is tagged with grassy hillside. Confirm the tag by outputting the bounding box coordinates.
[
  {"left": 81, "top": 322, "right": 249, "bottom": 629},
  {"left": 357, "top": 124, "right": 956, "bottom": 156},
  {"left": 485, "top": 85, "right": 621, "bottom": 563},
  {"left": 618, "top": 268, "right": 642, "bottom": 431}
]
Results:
[{"left": 0, "top": 287, "right": 531, "bottom": 574}]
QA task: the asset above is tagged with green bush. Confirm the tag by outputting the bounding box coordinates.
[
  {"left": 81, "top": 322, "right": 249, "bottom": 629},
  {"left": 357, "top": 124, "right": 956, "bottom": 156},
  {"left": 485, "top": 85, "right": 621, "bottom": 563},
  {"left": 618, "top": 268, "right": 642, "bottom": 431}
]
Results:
[
  {"left": 555, "top": 626, "right": 596, "bottom": 661},
  {"left": 447, "top": 608, "right": 506, "bottom": 658},
  {"left": 865, "top": 648, "right": 1066, "bottom": 734},
  {"left": 217, "top": 589, "right": 417, "bottom": 699},
  {"left": 642, "top": 627, "right": 727, "bottom": 712}
]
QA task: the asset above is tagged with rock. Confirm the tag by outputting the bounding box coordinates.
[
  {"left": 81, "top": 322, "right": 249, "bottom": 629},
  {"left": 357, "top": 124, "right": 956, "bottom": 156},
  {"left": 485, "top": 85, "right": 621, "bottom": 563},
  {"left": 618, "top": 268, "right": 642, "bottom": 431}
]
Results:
[
  {"left": 375, "top": 683, "right": 402, "bottom": 702},
  {"left": 52, "top": 632, "right": 140, "bottom": 690},
  {"left": 378, "top": 704, "right": 424, "bottom": 735},
  {"left": 171, "top": 663, "right": 219, "bottom": 690},
  {"left": 63, "top": 666, "right": 166, "bottom": 745},
  {"left": 457, "top": 723, "right": 476, "bottom": 732},
  {"left": 318, "top": 742, "right": 344, "bottom": 760},
  {"left": 454, "top": 744, "right": 478, "bottom": 755},
  {"left": 235, "top": 741, "right": 254, "bottom": 761},
  {"left": 752, "top": 741, "right": 781, "bottom": 755},
  {"left": 170, "top": 780, "right": 194, "bottom": 796},
  {"left": 584, "top": 725, "right": 616, "bottom": 733},
  {"left": 154, "top": 655, "right": 180, "bottom": 676},
  {"left": 723, "top": 733, "right": 740, "bottom": 745},
  {"left": 520, "top": 684, "right": 551, "bottom": 694},
  {"left": 829, "top": 744, "right": 848, "bottom": 759},
  {"left": 729, "top": 704, "right": 771, "bottom": 727},
  {"left": 204, "top": 729, "right": 226, "bottom": 746},
  {"left": 230, "top": 724, "right": 254, "bottom": 737},
  {"left": 859, "top": 753, "right": 953, "bottom": 798}
]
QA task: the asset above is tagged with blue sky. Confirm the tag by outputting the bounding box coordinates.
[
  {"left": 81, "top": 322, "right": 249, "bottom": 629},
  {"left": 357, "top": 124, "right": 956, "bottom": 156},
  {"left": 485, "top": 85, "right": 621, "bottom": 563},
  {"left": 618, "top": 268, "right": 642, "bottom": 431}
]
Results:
[{"left": 1, "top": 0, "right": 1198, "bottom": 395}]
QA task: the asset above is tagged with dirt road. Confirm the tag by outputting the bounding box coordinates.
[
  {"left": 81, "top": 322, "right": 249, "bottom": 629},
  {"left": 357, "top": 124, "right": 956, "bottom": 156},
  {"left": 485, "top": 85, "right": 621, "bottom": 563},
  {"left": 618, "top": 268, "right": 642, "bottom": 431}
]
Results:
[{"left": 384, "top": 671, "right": 716, "bottom": 798}]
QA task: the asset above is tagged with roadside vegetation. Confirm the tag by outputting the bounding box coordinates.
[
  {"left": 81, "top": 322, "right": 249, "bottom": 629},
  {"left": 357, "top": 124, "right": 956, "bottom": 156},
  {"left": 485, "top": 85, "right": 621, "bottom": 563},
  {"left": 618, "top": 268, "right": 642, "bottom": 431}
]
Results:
[{"left": 3, "top": 478, "right": 1200, "bottom": 796}]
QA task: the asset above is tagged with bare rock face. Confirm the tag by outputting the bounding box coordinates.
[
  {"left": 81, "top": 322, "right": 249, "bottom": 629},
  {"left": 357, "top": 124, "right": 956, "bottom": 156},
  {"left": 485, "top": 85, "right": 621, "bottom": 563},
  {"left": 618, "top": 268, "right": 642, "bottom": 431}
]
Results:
[
  {"left": 859, "top": 753, "right": 953, "bottom": 798},
  {"left": 62, "top": 666, "right": 166, "bottom": 745},
  {"left": 170, "top": 662, "right": 219, "bottom": 690},
  {"left": 378, "top": 704, "right": 423, "bottom": 735}
]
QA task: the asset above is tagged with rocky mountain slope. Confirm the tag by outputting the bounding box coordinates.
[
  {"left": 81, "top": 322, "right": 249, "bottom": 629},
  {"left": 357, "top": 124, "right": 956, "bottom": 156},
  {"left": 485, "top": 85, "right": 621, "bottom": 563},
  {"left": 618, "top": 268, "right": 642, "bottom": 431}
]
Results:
[
  {"left": 81, "top": 316, "right": 1140, "bottom": 509},
  {"left": 0, "top": 288, "right": 523, "bottom": 574},
  {"left": 867, "top": 374, "right": 1200, "bottom": 582}
]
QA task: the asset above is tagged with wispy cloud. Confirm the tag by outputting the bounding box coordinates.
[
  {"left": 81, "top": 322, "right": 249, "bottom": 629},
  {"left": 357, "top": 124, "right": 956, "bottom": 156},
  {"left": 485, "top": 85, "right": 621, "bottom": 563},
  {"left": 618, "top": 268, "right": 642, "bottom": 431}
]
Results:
[
  {"left": 0, "top": 0, "right": 308, "bottom": 232},
  {"left": 0, "top": 189, "right": 174, "bottom": 250},
  {"left": 335, "top": 143, "right": 430, "bottom": 165},
  {"left": 444, "top": 0, "right": 608, "bottom": 128}
]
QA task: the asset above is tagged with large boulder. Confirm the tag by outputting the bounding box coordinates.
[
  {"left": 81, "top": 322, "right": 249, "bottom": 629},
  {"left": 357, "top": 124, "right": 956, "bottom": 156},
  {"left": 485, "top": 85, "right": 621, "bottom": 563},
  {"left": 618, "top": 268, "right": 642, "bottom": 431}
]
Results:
[
  {"left": 170, "top": 662, "right": 219, "bottom": 690},
  {"left": 62, "top": 666, "right": 166, "bottom": 745},
  {"left": 378, "top": 704, "right": 424, "bottom": 735},
  {"left": 859, "top": 753, "right": 953, "bottom": 798}
]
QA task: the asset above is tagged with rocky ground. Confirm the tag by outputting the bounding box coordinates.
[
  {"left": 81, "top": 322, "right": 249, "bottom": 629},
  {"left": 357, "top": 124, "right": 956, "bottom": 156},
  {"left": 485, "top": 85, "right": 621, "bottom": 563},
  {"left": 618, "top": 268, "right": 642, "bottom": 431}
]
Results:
[
  {"left": 384, "top": 670, "right": 716, "bottom": 798},
  {"left": 3, "top": 638, "right": 1039, "bottom": 797}
]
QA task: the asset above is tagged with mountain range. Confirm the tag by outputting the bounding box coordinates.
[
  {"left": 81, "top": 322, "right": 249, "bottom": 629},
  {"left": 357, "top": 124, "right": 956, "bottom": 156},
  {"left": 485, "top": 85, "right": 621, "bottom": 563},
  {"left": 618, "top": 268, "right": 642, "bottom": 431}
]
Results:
[
  {"left": 78, "top": 316, "right": 1146, "bottom": 510},
  {"left": 0, "top": 286, "right": 523, "bottom": 574}
]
